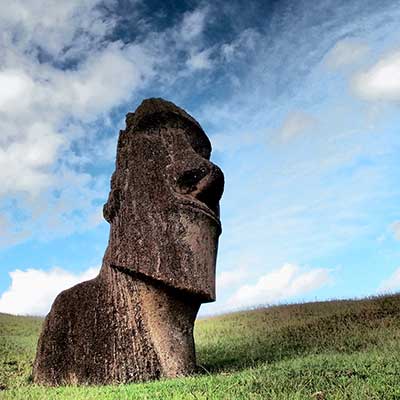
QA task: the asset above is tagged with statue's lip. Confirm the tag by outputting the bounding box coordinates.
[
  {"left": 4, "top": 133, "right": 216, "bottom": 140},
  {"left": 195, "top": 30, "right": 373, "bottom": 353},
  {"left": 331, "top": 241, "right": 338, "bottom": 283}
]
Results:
[{"left": 177, "top": 196, "right": 221, "bottom": 230}]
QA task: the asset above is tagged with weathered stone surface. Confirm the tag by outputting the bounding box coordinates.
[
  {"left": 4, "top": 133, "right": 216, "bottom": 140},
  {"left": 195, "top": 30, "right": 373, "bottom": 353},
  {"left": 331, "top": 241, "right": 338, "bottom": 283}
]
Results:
[{"left": 32, "top": 98, "right": 224, "bottom": 385}]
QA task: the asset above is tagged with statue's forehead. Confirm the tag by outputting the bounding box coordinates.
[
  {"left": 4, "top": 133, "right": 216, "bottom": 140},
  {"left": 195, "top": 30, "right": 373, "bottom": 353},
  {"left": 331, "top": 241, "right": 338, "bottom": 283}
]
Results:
[
  {"left": 124, "top": 99, "right": 212, "bottom": 160},
  {"left": 158, "top": 125, "right": 209, "bottom": 158}
]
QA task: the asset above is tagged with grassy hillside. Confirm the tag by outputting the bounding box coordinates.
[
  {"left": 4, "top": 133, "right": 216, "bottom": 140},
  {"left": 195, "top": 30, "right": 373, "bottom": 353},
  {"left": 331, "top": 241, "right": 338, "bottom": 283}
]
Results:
[{"left": 1, "top": 295, "right": 400, "bottom": 399}]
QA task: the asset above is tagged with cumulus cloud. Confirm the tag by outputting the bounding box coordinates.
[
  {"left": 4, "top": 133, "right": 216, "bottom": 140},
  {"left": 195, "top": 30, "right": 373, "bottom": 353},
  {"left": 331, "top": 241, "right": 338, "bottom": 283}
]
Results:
[
  {"left": 0, "top": 0, "right": 158, "bottom": 246},
  {"left": 378, "top": 267, "right": 400, "bottom": 293},
  {"left": 226, "top": 263, "right": 331, "bottom": 310},
  {"left": 0, "top": 121, "right": 65, "bottom": 196},
  {"left": 0, "top": 0, "right": 114, "bottom": 59},
  {"left": 278, "top": 111, "right": 317, "bottom": 142},
  {"left": 324, "top": 39, "right": 369, "bottom": 69},
  {"left": 0, "top": 70, "right": 35, "bottom": 109},
  {"left": 0, "top": 42, "right": 154, "bottom": 197},
  {"left": 352, "top": 50, "right": 400, "bottom": 101},
  {"left": 0, "top": 266, "right": 99, "bottom": 316}
]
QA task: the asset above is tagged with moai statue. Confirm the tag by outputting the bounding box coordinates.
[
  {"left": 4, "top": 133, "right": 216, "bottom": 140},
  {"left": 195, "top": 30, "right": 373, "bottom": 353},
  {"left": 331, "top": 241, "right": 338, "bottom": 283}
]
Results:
[{"left": 32, "top": 98, "right": 224, "bottom": 385}]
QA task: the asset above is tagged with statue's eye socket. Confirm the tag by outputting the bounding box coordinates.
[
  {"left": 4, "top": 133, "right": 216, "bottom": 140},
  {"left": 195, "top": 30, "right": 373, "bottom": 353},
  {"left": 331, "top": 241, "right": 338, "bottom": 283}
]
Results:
[{"left": 176, "top": 167, "right": 208, "bottom": 191}]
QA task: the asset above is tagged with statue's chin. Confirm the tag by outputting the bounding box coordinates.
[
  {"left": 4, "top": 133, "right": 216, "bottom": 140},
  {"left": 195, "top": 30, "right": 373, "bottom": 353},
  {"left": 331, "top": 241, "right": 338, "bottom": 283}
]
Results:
[{"left": 175, "top": 207, "right": 220, "bottom": 302}]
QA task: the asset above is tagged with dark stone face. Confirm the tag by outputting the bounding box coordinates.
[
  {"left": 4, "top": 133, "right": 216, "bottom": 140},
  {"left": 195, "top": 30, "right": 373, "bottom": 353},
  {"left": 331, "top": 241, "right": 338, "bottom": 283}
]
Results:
[
  {"left": 103, "top": 99, "right": 224, "bottom": 301},
  {"left": 32, "top": 99, "right": 224, "bottom": 386}
]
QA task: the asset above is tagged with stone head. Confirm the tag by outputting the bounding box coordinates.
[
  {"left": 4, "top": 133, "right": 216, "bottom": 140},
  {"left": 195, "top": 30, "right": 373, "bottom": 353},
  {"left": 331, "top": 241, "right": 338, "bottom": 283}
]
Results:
[{"left": 103, "top": 98, "right": 224, "bottom": 301}]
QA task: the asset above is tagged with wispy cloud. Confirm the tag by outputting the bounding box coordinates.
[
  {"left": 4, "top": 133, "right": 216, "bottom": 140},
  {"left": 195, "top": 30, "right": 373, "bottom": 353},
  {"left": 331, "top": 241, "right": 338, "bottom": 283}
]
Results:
[
  {"left": 180, "top": 6, "right": 209, "bottom": 41},
  {"left": 186, "top": 48, "right": 213, "bottom": 70},
  {"left": 277, "top": 111, "right": 317, "bottom": 142},
  {"left": 0, "top": 0, "right": 115, "bottom": 60},
  {"left": 324, "top": 39, "right": 369, "bottom": 70}
]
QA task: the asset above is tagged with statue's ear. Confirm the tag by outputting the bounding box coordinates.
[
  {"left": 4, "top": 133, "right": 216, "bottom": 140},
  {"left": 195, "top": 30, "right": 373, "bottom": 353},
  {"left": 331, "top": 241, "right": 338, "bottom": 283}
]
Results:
[
  {"left": 103, "top": 169, "right": 124, "bottom": 224},
  {"left": 103, "top": 188, "right": 122, "bottom": 223}
]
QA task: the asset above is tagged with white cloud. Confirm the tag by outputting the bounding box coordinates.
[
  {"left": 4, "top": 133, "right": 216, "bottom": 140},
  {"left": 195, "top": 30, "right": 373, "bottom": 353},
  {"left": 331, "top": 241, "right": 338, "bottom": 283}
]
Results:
[
  {"left": 352, "top": 50, "right": 400, "bottom": 101},
  {"left": 0, "top": 122, "right": 65, "bottom": 195},
  {"left": 0, "top": 266, "right": 100, "bottom": 316},
  {"left": 378, "top": 267, "right": 400, "bottom": 293},
  {"left": 226, "top": 263, "right": 331, "bottom": 310},
  {"left": 221, "top": 29, "right": 260, "bottom": 62},
  {"left": 0, "top": 0, "right": 224, "bottom": 249},
  {"left": 0, "top": 70, "right": 34, "bottom": 109},
  {"left": 324, "top": 39, "right": 369, "bottom": 69},
  {"left": 278, "top": 111, "right": 317, "bottom": 142},
  {"left": 0, "top": 41, "right": 153, "bottom": 197},
  {"left": 0, "top": 0, "right": 114, "bottom": 59},
  {"left": 217, "top": 266, "right": 248, "bottom": 291},
  {"left": 180, "top": 7, "right": 208, "bottom": 41},
  {"left": 53, "top": 43, "right": 154, "bottom": 119},
  {"left": 0, "top": 1, "right": 157, "bottom": 245},
  {"left": 186, "top": 49, "right": 213, "bottom": 70}
]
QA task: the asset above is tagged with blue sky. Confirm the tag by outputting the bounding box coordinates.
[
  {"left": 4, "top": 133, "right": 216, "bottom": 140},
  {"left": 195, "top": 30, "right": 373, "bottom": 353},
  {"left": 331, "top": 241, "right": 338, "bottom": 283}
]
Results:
[{"left": 1, "top": 0, "right": 400, "bottom": 315}]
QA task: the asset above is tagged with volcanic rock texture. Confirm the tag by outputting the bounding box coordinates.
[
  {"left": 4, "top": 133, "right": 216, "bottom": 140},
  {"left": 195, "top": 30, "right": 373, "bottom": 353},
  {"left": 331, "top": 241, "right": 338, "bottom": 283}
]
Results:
[{"left": 32, "top": 98, "right": 224, "bottom": 385}]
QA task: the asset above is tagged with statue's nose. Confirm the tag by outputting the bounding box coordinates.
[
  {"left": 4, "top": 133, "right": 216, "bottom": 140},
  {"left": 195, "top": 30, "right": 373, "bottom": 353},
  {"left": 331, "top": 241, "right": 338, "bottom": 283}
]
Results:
[{"left": 176, "top": 163, "right": 224, "bottom": 216}]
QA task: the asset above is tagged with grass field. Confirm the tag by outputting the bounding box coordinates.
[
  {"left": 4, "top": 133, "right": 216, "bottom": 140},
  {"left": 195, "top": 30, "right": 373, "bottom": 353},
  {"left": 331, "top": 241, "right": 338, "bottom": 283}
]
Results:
[{"left": 1, "top": 294, "right": 400, "bottom": 399}]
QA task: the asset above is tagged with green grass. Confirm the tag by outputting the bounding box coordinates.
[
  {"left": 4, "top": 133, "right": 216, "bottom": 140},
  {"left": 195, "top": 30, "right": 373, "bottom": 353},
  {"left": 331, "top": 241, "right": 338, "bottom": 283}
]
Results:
[{"left": 1, "top": 295, "right": 400, "bottom": 399}]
